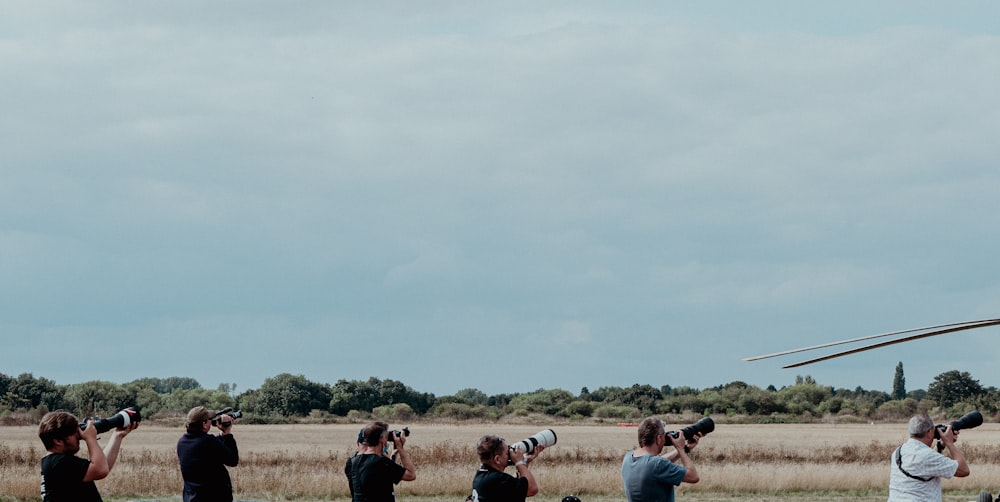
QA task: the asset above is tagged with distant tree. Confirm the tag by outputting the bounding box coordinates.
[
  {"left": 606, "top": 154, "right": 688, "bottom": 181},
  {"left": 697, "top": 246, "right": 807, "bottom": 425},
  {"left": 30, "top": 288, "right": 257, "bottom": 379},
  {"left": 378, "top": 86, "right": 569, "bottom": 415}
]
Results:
[
  {"left": 258, "top": 373, "right": 332, "bottom": 416},
  {"left": 508, "top": 388, "right": 575, "bottom": 415},
  {"left": 8, "top": 373, "right": 64, "bottom": 410},
  {"left": 217, "top": 383, "right": 238, "bottom": 395},
  {"left": 129, "top": 377, "right": 201, "bottom": 394},
  {"left": 452, "top": 388, "right": 489, "bottom": 406},
  {"left": 561, "top": 400, "right": 594, "bottom": 417},
  {"left": 892, "top": 362, "right": 906, "bottom": 400},
  {"left": 63, "top": 381, "right": 132, "bottom": 417},
  {"left": 795, "top": 375, "right": 816, "bottom": 385},
  {"left": 164, "top": 387, "right": 234, "bottom": 413},
  {"left": 620, "top": 384, "right": 663, "bottom": 414},
  {"left": 329, "top": 377, "right": 432, "bottom": 415},
  {"left": 926, "top": 370, "right": 983, "bottom": 408}
]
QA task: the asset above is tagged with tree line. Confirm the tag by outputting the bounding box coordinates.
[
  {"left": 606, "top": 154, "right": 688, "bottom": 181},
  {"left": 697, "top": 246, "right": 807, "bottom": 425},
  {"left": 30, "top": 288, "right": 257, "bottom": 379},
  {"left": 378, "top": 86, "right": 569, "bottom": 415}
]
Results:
[{"left": 1, "top": 366, "right": 995, "bottom": 425}]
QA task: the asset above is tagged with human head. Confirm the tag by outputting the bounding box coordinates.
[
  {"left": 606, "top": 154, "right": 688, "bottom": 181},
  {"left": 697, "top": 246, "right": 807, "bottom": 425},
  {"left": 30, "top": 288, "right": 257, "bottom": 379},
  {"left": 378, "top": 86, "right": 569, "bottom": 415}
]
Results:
[
  {"left": 637, "top": 417, "right": 666, "bottom": 447},
  {"left": 908, "top": 414, "right": 935, "bottom": 438},
  {"left": 361, "top": 421, "right": 389, "bottom": 446},
  {"left": 38, "top": 411, "right": 80, "bottom": 451},
  {"left": 185, "top": 406, "right": 215, "bottom": 434},
  {"left": 477, "top": 434, "right": 508, "bottom": 463}
]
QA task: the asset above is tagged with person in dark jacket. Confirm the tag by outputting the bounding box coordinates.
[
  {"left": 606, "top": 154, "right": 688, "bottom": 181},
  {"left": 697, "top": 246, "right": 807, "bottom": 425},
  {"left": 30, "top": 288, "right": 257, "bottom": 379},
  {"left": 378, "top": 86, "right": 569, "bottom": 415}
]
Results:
[{"left": 177, "top": 406, "right": 239, "bottom": 502}]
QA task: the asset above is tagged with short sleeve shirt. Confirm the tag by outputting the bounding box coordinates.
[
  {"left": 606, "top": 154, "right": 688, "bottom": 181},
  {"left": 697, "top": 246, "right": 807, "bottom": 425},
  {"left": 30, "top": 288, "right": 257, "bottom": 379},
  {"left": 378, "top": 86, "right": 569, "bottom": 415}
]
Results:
[
  {"left": 621, "top": 452, "right": 686, "bottom": 502},
  {"left": 345, "top": 453, "right": 407, "bottom": 502},
  {"left": 40, "top": 453, "right": 102, "bottom": 502},
  {"left": 887, "top": 438, "right": 959, "bottom": 502},
  {"left": 472, "top": 465, "right": 529, "bottom": 502}
]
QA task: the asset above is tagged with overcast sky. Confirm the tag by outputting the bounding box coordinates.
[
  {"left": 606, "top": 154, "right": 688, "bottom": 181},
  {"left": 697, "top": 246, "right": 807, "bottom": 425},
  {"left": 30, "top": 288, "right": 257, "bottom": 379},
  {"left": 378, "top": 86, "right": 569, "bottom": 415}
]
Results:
[{"left": 4, "top": 2, "right": 1000, "bottom": 398}]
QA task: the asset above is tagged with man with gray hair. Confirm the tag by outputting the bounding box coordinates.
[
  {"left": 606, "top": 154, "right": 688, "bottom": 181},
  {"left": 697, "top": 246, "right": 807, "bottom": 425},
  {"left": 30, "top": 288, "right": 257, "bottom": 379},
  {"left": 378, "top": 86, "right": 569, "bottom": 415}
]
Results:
[
  {"left": 888, "top": 413, "right": 969, "bottom": 501},
  {"left": 622, "top": 416, "right": 701, "bottom": 502}
]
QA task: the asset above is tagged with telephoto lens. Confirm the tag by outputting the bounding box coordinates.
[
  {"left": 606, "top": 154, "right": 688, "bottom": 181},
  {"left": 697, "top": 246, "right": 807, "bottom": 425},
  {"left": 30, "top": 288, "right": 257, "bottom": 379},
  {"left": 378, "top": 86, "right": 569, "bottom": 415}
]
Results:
[
  {"left": 667, "top": 417, "right": 714, "bottom": 441},
  {"left": 509, "top": 429, "right": 557, "bottom": 454},
  {"left": 935, "top": 410, "right": 983, "bottom": 439},
  {"left": 81, "top": 407, "right": 142, "bottom": 434}
]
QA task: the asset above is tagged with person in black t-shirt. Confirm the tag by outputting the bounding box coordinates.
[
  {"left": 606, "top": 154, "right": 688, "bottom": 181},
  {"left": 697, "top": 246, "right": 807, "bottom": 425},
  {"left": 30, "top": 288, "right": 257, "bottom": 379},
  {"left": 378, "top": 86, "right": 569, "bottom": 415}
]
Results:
[
  {"left": 345, "top": 421, "right": 416, "bottom": 502},
  {"left": 471, "top": 434, "right": 545, "bottom": 502},
  {"left": 38, "top": 410, "right": 138, "bottom": 502}
]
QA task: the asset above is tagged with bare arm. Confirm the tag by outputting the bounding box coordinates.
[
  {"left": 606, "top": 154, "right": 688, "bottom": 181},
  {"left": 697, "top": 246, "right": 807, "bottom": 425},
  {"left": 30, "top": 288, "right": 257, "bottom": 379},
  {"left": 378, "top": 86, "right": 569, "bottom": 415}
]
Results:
[
  {"left": 510, "top": 445, "right": 540, "bottom": 496},
  {"left": 103, "top": 422, "right": 137, "bottom": 471},
  {"left": 942, "top": 427, "right": 970, "bottom": 478},
  {"left": 394, "top": 436, "right": 416, "bottom": 481},
  {"left": 81, "top": 424, "right": 110, "bottom": 482},
  {"left": 663, "top": 432, "right": 699, "bottom": 484}
]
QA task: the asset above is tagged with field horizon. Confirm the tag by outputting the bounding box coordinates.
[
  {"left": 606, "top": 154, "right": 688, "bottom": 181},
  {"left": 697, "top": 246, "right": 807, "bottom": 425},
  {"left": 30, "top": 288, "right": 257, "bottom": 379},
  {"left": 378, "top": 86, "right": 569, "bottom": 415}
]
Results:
[{"left": 4, "top": 422, "right": 1000, "bottom": 501}]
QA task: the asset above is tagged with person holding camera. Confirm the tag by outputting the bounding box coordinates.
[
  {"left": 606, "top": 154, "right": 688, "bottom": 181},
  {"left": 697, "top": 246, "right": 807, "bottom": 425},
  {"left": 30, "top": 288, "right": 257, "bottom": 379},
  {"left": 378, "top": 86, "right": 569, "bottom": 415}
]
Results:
[
  {"left": 470, "top": 434, "right": 545, "bottom": 502},
  {"left": 38, "top": 410, "right": 138, "bottom": 502},
  {"left": 888, "top": 413, "right": 969, "bottom": 501},
  {"left": 345, "top": 421, "right": 416, "bottom": 502},
  {"left": 621, "top": 417, "right": 701, "bottom": 502},
  {"left": 176, "top": 406, "right": 240, "bottom": 502}
]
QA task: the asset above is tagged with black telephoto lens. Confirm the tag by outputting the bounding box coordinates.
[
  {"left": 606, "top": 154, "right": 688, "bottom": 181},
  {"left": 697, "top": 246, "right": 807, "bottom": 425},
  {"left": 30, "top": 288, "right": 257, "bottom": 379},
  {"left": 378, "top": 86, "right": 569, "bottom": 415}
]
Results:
[
  {"left": 935, "top": 410, "right": 983, "bottom": 439},
  {"left": 81, "top": 407, "right": 141, "bottom": 434},
  {"left": 668, "top": 417, "right": 715, "bottom": 441},
  {"left": 952, "top": 410, "right": 984, "bottom": 431}
]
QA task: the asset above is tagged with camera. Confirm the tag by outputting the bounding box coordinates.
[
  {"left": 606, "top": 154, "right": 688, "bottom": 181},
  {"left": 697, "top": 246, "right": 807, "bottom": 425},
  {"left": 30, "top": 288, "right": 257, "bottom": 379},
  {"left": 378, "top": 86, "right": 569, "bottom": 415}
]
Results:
[
  {"left": 509, "top": 429, "right": 557, "bottom": 454},
  {"left": 80, "top": 407, "right": 142, "bottom": 434},
  {"left": 211, "top": 406, "right": 242, "bottom": 426},
  {"left": 667, "top": 417, "right": 715, "bottom": 441},
  {"left": 387, "top": 427, "right": 410, "bottom": 443},
  {"left": 934, "top": 410, "right": 983, "bottom": 439}
]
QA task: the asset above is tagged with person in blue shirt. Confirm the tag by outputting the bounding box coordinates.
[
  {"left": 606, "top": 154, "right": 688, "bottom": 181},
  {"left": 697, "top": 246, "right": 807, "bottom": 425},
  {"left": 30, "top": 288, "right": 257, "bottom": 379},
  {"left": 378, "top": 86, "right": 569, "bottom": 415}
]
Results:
[{"left": 621, "top": 417, "right": 702, "bottom": 502}]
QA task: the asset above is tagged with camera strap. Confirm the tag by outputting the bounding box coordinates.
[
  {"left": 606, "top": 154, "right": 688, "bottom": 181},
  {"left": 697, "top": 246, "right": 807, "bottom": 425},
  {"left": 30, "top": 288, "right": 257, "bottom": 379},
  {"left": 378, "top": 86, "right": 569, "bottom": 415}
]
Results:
[{"left": 895, "top": 447, "right": 932, "bottom": 482}]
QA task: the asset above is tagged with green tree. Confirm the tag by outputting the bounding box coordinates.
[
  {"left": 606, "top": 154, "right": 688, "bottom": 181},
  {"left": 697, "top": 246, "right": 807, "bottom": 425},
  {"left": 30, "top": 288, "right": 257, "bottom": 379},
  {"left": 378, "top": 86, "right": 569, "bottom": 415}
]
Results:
[
  {"left": 128, "top": 377, "right": 200, "bottom": 394},
  {"left": 8, "top": 373, "right": 64, "bottom": 410},
  {"left": 258, "top": 373, "right": 332, "bottom": 416},
  {"left": 452, "top": 388, "right": 489, "bottom": 405},
  {"left": 926, "top": 370, "right": 983, "bottom": 408},
  {"left": 508, "top": 389, "right": 575, "bottom": 415},
  {"left": 892, "top": 362, "right": 906, "bottom": 400},
  {"left": 63, "top": 381, "right": 132, "bottom": 417},
  {"left": 164, "top": 387, "right": 234, "bottom": 413}
]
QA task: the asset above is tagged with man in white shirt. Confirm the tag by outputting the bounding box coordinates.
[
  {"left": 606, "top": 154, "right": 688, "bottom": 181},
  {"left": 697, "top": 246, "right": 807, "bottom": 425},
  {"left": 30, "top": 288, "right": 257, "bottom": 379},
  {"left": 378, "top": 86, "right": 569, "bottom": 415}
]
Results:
[{"left": 888, "top": 414, "right": 969, "bottom": 502}]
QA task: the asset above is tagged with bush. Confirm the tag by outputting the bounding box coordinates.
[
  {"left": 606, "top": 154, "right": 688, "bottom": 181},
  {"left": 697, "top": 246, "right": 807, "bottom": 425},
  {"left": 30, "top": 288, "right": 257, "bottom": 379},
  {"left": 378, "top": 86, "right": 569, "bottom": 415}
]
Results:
[{"left": 593, "top": 404, "right": 639, "bottom": 420}]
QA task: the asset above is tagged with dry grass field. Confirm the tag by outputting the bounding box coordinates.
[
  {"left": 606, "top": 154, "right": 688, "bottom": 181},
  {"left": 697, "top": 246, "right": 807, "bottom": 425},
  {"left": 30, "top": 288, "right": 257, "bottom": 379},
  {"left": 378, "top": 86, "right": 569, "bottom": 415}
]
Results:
[{"left": 4, "top": 421, "right": 1000, "bottom": 501}]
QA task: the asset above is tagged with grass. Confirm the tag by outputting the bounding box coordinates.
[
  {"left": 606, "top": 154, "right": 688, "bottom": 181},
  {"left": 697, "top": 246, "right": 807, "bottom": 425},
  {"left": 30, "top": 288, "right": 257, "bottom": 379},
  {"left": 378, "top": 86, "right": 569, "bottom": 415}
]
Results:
[{"left": 4, "top": 421, "right": 1000, "bottom": 501}]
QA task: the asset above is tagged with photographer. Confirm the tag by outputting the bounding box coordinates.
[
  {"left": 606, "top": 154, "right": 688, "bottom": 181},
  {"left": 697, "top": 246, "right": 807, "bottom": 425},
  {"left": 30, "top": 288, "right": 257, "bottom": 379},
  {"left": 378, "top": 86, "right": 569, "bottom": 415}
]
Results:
[
  {"left": 888, "top": 413, "right": 969, "bottom": 501},
  {"left": 471, "top": 434, "right": 545, "bottom": 502},
  {"left": 622, "top": 417, "right": 701, "bottom": 502},
  {"left": 38, "top": 410, "right": 138, "bottom": 502},
  {"left": 176, "top": 406, "right": 239, "bottom": 502},
  {"left": 345, "top": 421, "right": 416, "bottom": 502}
]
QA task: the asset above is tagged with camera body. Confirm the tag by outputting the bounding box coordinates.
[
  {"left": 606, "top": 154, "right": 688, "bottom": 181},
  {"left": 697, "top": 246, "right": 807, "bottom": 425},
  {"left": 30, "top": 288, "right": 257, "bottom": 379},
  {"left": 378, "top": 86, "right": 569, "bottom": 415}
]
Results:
[
  {"left": 211, "top": 407, "right": 242, "bottom": 426},
  {"left": 933, "top": 410, "right": 983, "bottom": 439},
  {"left": 667, "top": 417, "right": 715, "bottom": 441},
  {"left": 80, "top": 407, "right": 142, "bottom": 434},
  {"left": 387, "top": 427, "right": 410, "bottom": 443}
]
